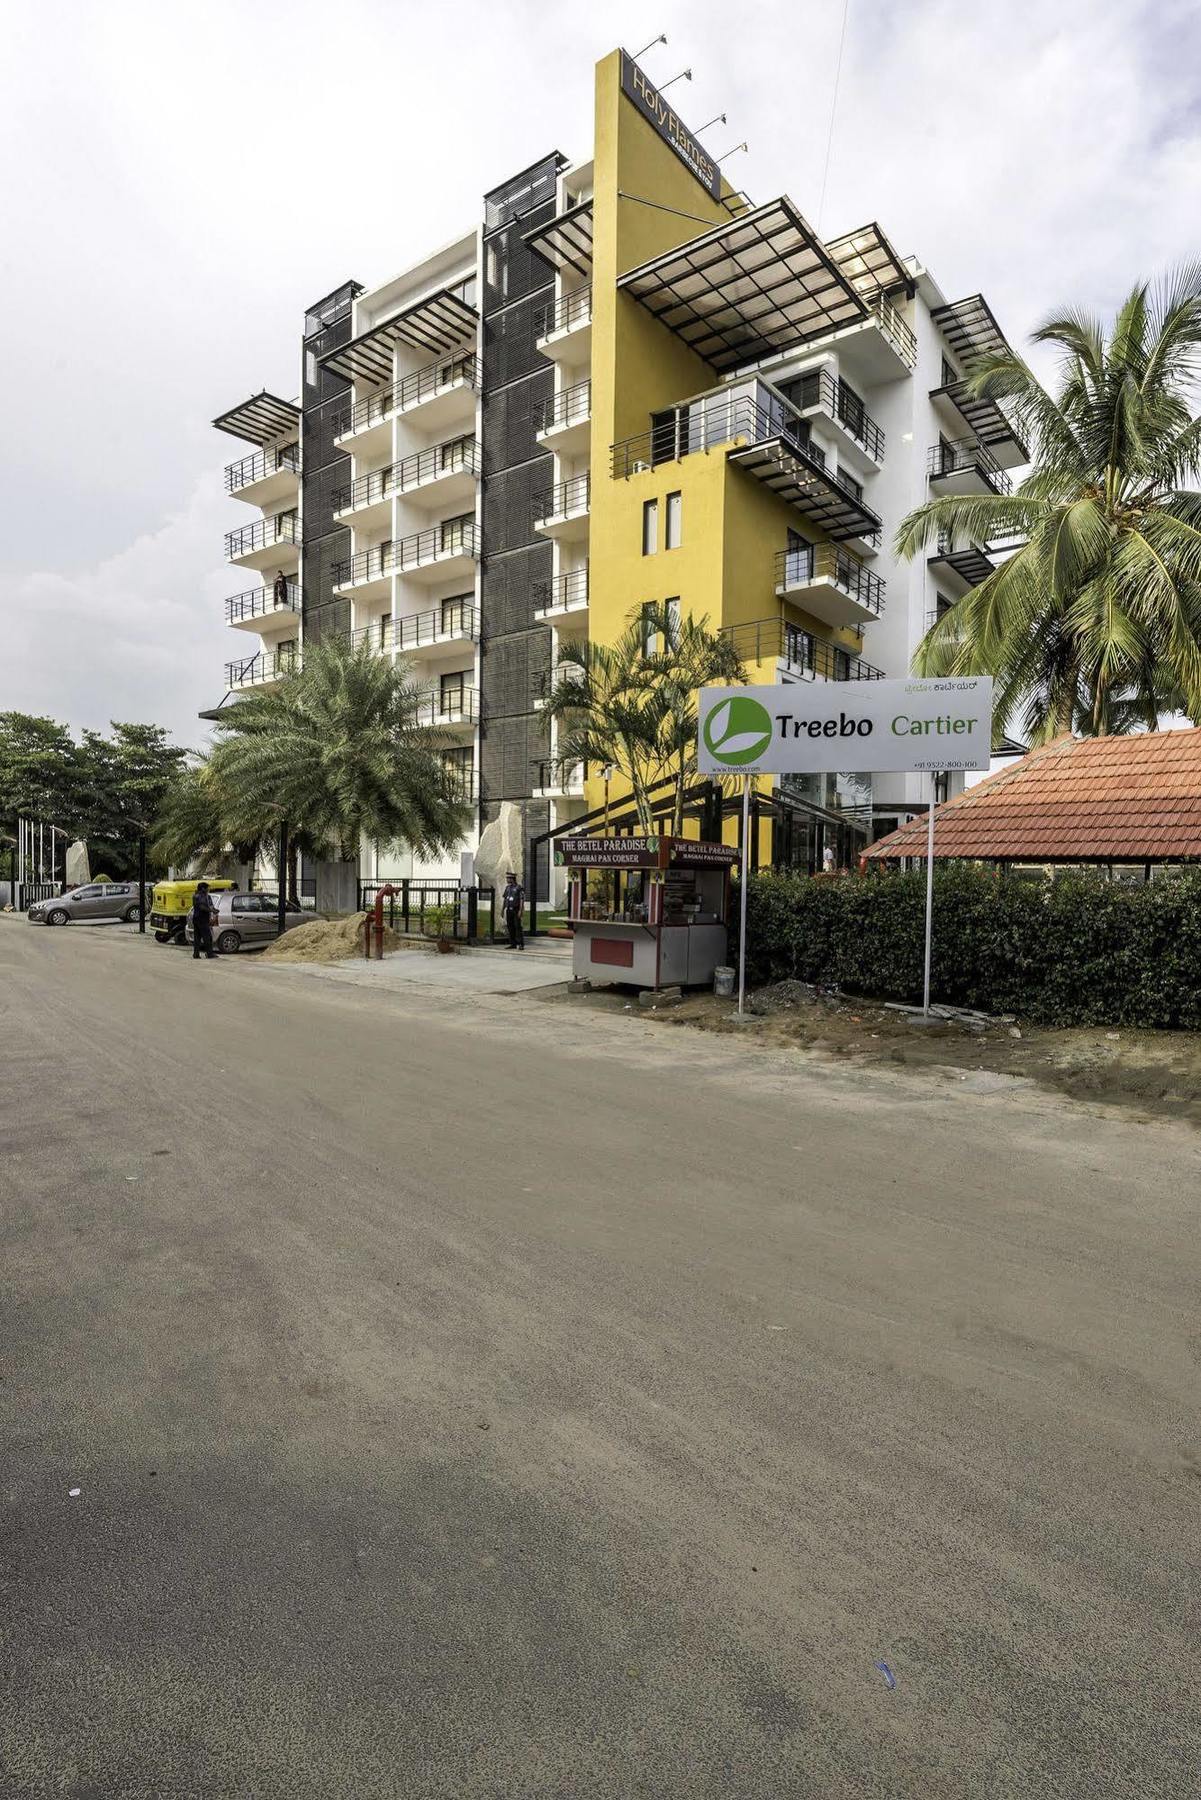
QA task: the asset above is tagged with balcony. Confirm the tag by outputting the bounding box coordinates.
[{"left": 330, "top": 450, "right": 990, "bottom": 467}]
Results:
[
  {"left": 720, "top": 617, "right": 884, "bottom": 683},
  {"left": 224, "top": 581, "right": 300, "bottom": 631},
  {"left": 224, "top": 511, "right": 299, "bottom": 571},
  {"left": 225, "top": 648, "right": 298, "bottom": 692},
  {"left": 928, "top": 535, "right": 997, "bottom": 591},
  {"left": 532, "top": 567, "right": 589, "bottom": 625},
  {"left": 929, "top": 378, "right": 1027, "bottom": 468},
  {"left": 774, "top": 544, "right": 884, "bottom": 628},
  {"left": 394, "top": 600, "right": 479, "bottom": 658},
  {"left": 224, "top": 442, "right": 300, "bottom": 505},
  {"left": 414, "top": 687, "right": 480, "bottom": 732},
  {"left": 331, "top": 521, "right": 479, "bottom": 594},
  {"left": 783, "top": 368, "right": 884, "bottom": 469},
  {"left": 533, "top": 379, "right": 592, "bottom": 454},
  {"left": 927, "top": 438, "right": 1011, "bottom": 497},
  {"left": 332, "top": 437, "right": 479, "bottom": 524},
  {"left": 532, "top": 473, "right": 590, "bottom": 541},
  {"left": 330, "top": 354, "right": 480, "bottom": 448},
  {"left": 532, "top": 286, "right": 593, "bottom": 362},
  {"left": 533, "top": 661, "right": 585, "bottom": 710},
  {"left": 531, "top": 758, "right": 585, "bottom": 799}
]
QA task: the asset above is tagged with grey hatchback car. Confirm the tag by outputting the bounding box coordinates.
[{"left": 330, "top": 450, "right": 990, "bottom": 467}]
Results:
[
  {"left": 184, "top": 890, "right": 317, "bottom": 954},
  {"left": 28, "top": 882, "right": 148, "bottom": 926}
]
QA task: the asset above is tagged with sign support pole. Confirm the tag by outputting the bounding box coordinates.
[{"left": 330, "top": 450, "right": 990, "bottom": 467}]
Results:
[
  {"left": 738, "top": 777, "right": 751, "bottom": 1017},
  {"left": 922, "top": 771, "right": 938, "bottom": 1019}
]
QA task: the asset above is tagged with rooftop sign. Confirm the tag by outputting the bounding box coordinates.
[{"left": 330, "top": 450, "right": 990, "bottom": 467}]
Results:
[
  {"left": 620, "top": 52, "right": 721, "bottom": 200},
  {"left": 698, "top": 678, "right": 995, "bottom": 776}
]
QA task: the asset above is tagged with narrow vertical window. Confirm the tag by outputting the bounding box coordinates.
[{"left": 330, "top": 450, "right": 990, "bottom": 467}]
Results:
[
  {"left": 642, "top": 498, "right": 658, "bottom": 556},
  {"left": 641, "top": 602, "right": 657, "bottom": 658},
  {"left": 664, "top": 596, "right": 681, "bottom": 644},
  {"left": 665, "top": 491, "right": 682, "bottom": 549}
]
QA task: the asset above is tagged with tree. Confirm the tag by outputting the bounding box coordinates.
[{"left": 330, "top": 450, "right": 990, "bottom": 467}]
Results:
[
  {"left": 546, "top": 602, "right": 745, "bottom": 831},
  {"left": 0, "top": 713, "right": 80, "bottom": 833},
  {"left": 208, "top": 635, "right": 470, "bottom": 865},
  {"left": 895, "top": 267, "right": 1201, "bottom": 741},
  {"left": 149, "top": 758, "right": 239, "bottom": 871}
]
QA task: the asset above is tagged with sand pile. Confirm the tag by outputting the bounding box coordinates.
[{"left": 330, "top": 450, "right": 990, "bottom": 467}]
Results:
[{"left": 262, "top": 912, "right": 404, "bottom": 964}]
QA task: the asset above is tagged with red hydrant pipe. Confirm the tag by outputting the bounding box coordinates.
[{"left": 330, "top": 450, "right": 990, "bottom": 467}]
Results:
[{"left": 364, "top": 884, "right": 401, "bottom": 960}]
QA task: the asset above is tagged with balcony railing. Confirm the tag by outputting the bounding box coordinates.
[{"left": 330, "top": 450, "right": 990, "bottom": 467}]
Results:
[
  {"left": 224, "top": 581, "right": 299, "bottom": 625},
  {"left": 531, "top": 759, "right": 585, "bottom": 794},
  {"left": 414, "top": 687, "right": 480, "bottom": 728},
  {"left": 719, "top": 618, "right": 885, "bottom": 682},
  {"left": 774, "top": 544, "right": 885, "bottom": 618},
  {"left": 870, "top": 296, "right": 917, "bottom": 370},
  {"left": 330, "top": 354, "right": 480, "bottom": 439},
  {"left": 331, "top": 521, "right": 479, "bottom": 587},
  {"left": 927, "top": 439, "right": 1011, "bottom": 495},
  {"left": 532, "top": 286, "right": 593, "bottom": 340},
  {"left": 224, "top": 442, "right": 300, "bottom": 494},
  {"left": 225, "top": 648, "right": 298, "bottom": 689},
  {"left": 786, "top": 368, "right": 884, "bottom": 461},
  {"left": 224, "top": 512, "right": 298, "bottom": 560},
  {"left": 532, "top": 567, "right": 589, "bottom": 617},
  {"left": 533, "top": 379, "right": 592, "bottom": 435},
  {"left": 331, "top": 437, "right": 479, "bottom": 513},
  {"left": 348, "top": 601, "right": 479, "bottom": 657},
  {"left": 532, "top": 473, "right": 590, "bottom": 527}
]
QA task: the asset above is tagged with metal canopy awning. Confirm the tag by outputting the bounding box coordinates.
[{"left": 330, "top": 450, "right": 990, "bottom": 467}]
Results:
[
  {"left": 932, "top": 293, "right": 1012, "bottom": 367},
  {"left": 928, "top": 541, "right": 996, "bottom": 587},
  {"left": 825, "top": 221, "right": 912, "bottom": 299},
  {"left": 729, "top": 435, "right": 882, "bottom": 540},
  {"left": 930, "top": 379, "right": 1028, "bottom": 460},
  {"left": 319, "top": 287, "right": 477, "bottom": 385},
  {"left": 522, "top": 200, "right": 594, "bottom": 278},
  {"left": 617, "top": 198, "right": 867, "bottom": 374},
  {"left": 212, "top": 393, "right": 300, "bottom": 446}
]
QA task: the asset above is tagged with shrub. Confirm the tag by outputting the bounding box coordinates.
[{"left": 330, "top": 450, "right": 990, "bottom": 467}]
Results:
[{"left": 735, "top": 867, "right": 1201, "bottom": 1029}]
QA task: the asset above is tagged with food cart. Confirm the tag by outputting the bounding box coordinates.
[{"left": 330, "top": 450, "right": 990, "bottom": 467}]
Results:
[{"left": 554, "top": 834, "right": 740, "bottom": 991}]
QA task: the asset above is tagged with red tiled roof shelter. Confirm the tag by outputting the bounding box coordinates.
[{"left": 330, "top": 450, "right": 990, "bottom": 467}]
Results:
[{"left": 866, "top": 730, "right": 1201, "bottom": 864}]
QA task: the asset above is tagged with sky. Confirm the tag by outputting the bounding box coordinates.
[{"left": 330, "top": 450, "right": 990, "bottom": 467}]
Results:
[{"left": 1, "top": 0, "right": 1198, "bottom": 751}]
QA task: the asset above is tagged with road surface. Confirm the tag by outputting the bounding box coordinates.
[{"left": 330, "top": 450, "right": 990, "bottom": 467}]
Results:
[{"left": 2, "top": 920, "right": 1198, "bottom": 1798}]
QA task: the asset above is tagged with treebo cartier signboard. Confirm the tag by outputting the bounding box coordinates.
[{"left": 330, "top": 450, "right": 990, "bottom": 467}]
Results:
[{"left": 698, "top": 678, "right": 995, "bottom": 776}]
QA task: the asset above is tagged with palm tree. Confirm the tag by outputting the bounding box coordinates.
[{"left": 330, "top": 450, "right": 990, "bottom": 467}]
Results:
[
  {"left": 149, "top": 758, "right": 239, "bottom": 870},
  {"left": 546, "top": 603, "right": 744, "bottom": 831},
  {"left": 209, "top": 635, "right": 469, "bottom": 866},
  {"left": 895, "top": 267, "right": 1201, "bottom": 740}
]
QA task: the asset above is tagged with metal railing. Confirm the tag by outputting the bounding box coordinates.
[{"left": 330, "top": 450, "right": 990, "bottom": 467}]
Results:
[
  {"left": 774, "top": 544, "right": 885, "bottom": 617},
  {"left": 413, "top": 687, "right": 480, "bottom": 728},
  {"left": 224, "top": 442, "right": 300, "bottom": 494},
  {"left": 225, "top": 648, "right": 299, "bottom": 689},
  {"left": 533, "top": 286, "right": 593, "bottom": 340},
  {"left": 224, "top": 582, "right": 299, "bottom": 624},
  {"left": 224, "top": 512, "right": 298, "bottom": 560},
  {"left": 357, "top": 879, "right": 495, "bottom": 941},
  {"left": 927, "top": 438, "right": 1011, "bottom": 494},
  {"left": 532, "top": 473, "right": 590, "bottom": 526},
  {"left": 396, "top": 600, "right": 479, "bottom": 651},
  {"left": 870, "top": 296, "right": 917, "bottom": 369},
  {"left": 532, "top": 567, "right": 589, "bottom": 616},
  {"left": 535, "top": 662, "right": 585, "bottom": 703},
  {"left": 533, "top": 378, "right": 592, "bottom": 435},
  {"left": 531, "top": 759, "right": 585, "bottom": 793},
  {"left": 331, "top": 521, "right": 479, "bottom": 587},
  {"left": 331, "top": 437, "right": 479, "bottom": 513},
  {"left": 330, "top": 354, "right": 480, "bottom": 438},
  {"left": 719, "top": 618, "right": 885, "bottom": 682},
  {"left": 786, "top": 368, "right": 884, "bottom": 461}
]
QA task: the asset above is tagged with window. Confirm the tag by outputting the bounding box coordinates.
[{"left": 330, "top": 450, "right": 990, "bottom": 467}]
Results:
[
  {"left": 837, "top": 467, "right": 864, "bottom": 502},
  {"left": 441, "top": 512, "right": 472, "bottom": 553},
  {"left": 941, "top": 357, "right": 958, "bottom": 388},
  {"left": 440, "top": 671, "right": 465, "bottom": 715},
  {"left": 306, "top": 350, "right": 317, "bottom": 387},
  {"left": 642, "top": 497, "right": 658, "bottom": 555},
  {"left": 664, "top": 596, "right": 680, "bottom": 642},
  {"left": 441, "top": 594, "right": 471, "bottom": 635},
  {"left": 665, "top": 491, "right": 682, "bottom": 550},
  {"left": 641, "top": 601, "right": 657, "bottom": 657}
]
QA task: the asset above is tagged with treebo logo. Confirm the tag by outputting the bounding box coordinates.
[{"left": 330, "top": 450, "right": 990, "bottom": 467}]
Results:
[{"left": 703, "top": 695, "right": 773, "bottom": 766}]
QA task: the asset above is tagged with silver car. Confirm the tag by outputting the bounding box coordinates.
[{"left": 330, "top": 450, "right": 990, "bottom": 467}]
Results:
[
  {"left": 184, "top": 890, "right": 318, "bottom": 954},
  {"left": 27, "top": 882, "right": 148, "bottom": 926}
]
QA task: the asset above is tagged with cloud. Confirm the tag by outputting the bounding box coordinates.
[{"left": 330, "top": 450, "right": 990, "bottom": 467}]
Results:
[{"left": 0, "top": 475, "right": 232, "bottom": 749}]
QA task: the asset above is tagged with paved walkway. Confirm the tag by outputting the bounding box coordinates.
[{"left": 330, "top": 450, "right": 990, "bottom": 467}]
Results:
[{"left": 272, "top": 935, "right": 574, "bottom": 995}]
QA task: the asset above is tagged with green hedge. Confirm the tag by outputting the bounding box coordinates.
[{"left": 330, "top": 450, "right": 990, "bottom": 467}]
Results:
[{"left": 737, "top": 866, "right": 1201, "bottom": 1029}]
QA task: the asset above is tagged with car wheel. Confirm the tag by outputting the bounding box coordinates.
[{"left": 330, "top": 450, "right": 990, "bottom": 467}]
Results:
[
  {"left": 216, "top": 930, "right": 241, "bottom": 955},
  {"left": 154, "top": 930, "right": 171, "bottom": 943},
  {"left": 122, "top": 905, "right": 141, "bottom": 923},
  {"left": 46, "top": 908, "right": 69, "bottom": 927}
]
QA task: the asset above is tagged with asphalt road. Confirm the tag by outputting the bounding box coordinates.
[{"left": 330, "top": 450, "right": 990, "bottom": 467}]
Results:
[{"left": 2, "top": 921, "right": 1199, "bottom": 1799}]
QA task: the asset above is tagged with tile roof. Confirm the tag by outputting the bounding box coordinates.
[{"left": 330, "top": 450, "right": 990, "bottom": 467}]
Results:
[{"left": 866, "top": 730, "right": 1201, "bottom": 863}]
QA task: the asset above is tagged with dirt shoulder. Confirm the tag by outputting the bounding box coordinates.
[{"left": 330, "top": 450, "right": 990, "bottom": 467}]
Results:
[{"left": 535, "top": 978, "right": 1201, "bottom": 1126}]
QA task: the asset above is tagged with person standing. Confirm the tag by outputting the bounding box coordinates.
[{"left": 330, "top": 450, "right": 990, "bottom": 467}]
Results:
[
  {"left": 191, "top": 881, "right": 217, "bottom": 960},
  {"left": 501, "top": 871, "right": 525, "bottom": 950},
  {"left": 272, "top": 568, "right": 289, "bottom": 611}
]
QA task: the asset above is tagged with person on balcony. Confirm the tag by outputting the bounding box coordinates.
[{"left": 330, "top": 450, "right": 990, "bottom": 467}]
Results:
[
  {"left": 272, "top": 569, "right": 289, "bottom": 611},
  {"left": 501, "top": 872, "right": 525, "bottom": 951}
]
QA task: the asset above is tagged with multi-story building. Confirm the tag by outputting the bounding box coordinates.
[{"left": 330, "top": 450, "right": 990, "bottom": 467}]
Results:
[{"left": 208, "top": 46, "right": 1025, "bottom": 898}]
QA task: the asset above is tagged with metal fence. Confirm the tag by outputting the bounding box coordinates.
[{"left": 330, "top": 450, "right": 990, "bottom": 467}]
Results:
[{"left": 357, "top": 880, "right": 496, "bottom": 941}]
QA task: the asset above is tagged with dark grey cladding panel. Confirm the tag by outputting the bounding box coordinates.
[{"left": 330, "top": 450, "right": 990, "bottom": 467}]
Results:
[
  {"left": 479, "top": 620, "right": 551, "bottom": 717},
  {"left": 481, "top": 542, "right": 552, "bottom": 637},
  {"left": 481, "top": 711, "right": 551, "bottom": 805},
  {"left": 301, "top": 594, "right": 351, "bottom": 644},
  {"left": 483, "top": 305, "right": 552, "bottom": 396},
  {"left": 302, "top": 461, "right": 350, "bottom": 544},
  {"left": 482, "top": 459, "right": 552, "bottom": 557},
  {"left": 484, "top": 204, "right": 557, "bottom": 314},
  {"left": 301, "top": 530, "right": 350, "bottom": 623},
  {"left": 482, "top": 371, "right": 553, "bottom": 474}
]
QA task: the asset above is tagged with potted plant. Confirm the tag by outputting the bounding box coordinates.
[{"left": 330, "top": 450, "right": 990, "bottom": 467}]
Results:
[{"left": 423, "top": 901, "right": 458, "bottom": 953}]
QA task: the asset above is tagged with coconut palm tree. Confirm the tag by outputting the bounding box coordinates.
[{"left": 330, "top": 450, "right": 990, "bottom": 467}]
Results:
[
  {"left": 208, "top": 635, "right": 469, "bottom": 865},
  {"left": 546, "top": 602, "right": 744, "bottom": 831},
  {"left": 895, "top": 267, "right": 1201, "bottom": 740},
  {"left": 149, "top": 758, "right": 240, "bottom": 870}
]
